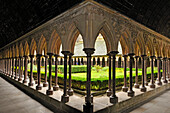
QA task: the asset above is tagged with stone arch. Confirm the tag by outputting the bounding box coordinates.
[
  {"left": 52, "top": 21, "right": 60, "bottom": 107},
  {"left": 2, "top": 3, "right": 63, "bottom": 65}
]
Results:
[
  {"left": 19, "top": 42, "right": 24, "bottom": 57},
  {"left": 94, "top": 21, "right": 117, "bottom": 52},
  {"left": 30, "top": 38, "right": 37, "bottom": 55},
  {"left": 48, "top": 30, "right": 62, "bottom": 55},
  {"left": 12, "top": 45, "right": 15, "bottom": 58},
  {"left": 24, "top": 41, "right": 29, "bottom": 56},
  {"left": 37, "top": 35, "right": 47, "bottom": 55},
  {"left": 15, "top": 43, "right": 19, "bottom": 57},
  {"left": 145, "top": 36, "right": 154, "bottom": 56},
  {"left": 154, "top": 42, "right": 161, "bottom": 57},
  {"left": 162, "top": 44, "right": 168, "bottom": 57},
  {"left": 134, "top": 33, "right": 145, "bottom": 56}
]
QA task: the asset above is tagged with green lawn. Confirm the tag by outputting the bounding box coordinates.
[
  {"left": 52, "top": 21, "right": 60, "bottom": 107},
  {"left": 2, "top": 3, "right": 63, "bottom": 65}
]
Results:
[{"left": 27, "top": 63, "right": 160, "bottom": 82}]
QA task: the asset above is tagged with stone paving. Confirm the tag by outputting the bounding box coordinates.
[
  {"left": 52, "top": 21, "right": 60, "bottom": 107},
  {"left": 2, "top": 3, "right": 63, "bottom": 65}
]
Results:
[
  {"left": 130, "top": 90, "right": 170, "bottom": 113},
  {"left": 0, "top": 77, "right": 53, "bottom": 113}
]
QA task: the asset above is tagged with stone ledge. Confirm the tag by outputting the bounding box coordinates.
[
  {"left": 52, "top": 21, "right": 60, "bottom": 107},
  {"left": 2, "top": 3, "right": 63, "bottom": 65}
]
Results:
[{"left": 96, "top": 84, "right": 170, "bottom": 113}]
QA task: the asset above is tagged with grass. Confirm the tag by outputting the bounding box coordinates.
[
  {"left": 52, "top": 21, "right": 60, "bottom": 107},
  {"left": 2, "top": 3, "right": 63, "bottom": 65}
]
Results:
[{"left": 26, "top": 63, "right": 161, "bottom": 82}]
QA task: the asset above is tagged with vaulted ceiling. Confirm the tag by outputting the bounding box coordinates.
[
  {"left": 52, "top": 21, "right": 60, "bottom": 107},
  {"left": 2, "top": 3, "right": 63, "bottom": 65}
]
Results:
[{"left": 0, "top": 0, "right": 169, "bottom": 48}]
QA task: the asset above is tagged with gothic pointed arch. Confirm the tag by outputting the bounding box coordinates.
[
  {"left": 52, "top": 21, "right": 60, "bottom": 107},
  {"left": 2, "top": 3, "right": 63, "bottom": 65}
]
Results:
[
  {"left": 24, "top": 41, "right": 29, "bottom": 56},
  {"left": 30, "top": 38, "right": 37, "bottom": 55},
  {"left": 37, "top": 35, "right": 47, "bottom": 55}
]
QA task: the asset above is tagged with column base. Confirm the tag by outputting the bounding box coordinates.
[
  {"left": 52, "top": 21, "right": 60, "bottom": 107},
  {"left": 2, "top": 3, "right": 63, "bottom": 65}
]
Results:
[
  {"left": 83, "top": 102, "right": 93, "bottom": 113},
  {"left": 14, "top": 76, "right": 18, "bottom": 80},
  {"left": 35, "top": 80, "right": 38, "bottom": 84},
  {"left": 163, "top": 80, "right": 168, "bottom": 83},
  {"left": 23, "top": 80, "right": 27, "bottom": 84},
  {"left": 106, "top": 89, "right": 112, "bottom": 96},
  {"left": 127, "top": 90, "right": 135, "bottom": 97},
  {"left": 122, "top": 86, "right": 128, "bottom": 92},
  {"left": 67, "top": 89, "right": 73, "bottom": 96},
  {"left": 134, "top": 83, "right": 140, "bottom": 88},
  {"left": 18, "top": 78, "right": 22, "bottom": 82},
  {"left": 110, "top": 95, "right": 118, "bottom": 104},
  {"left": 149, "top": 84, "right": 155, "bottom": 88},
  {"left": 157, "top": 81, "right": 162, "bottom": 86},
  {"left": 46, "top": 89, "right": 53, "bottom": 95},
  {"left": 28, "top": 82, "right": 34, "bottom": 86},
  {"left": 85, "top": 95, "right": 93, "bottom": 103},
  {"left": 53, "top": 85, "right": 59, "bottom": 91},
  {"left": 140, "top": 86, "right": 147, "bottom": 92},
  {"left": 43, "top": 82, "right": 48, "bottom": 87},
  {"left": 61, "top": 95, "right": 69, "bottom": 103},
  {"left": 145, "top": 82, "right": 148, "bottom": 86},
  {"left": 36, "top": 85, "right": 42, "bottom": 90}
]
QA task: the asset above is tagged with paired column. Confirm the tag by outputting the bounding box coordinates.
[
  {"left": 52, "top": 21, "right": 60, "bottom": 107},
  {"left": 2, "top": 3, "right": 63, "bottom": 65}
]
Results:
[
  {"left": 53, "top": 54, "right": 59, "bottom": 91},
  {"left": 36, "top": 54, "right": 42, "bottom": 90},
  {"left": 61, "top": 51, "right": 70, "bottom": 103},
  {"left": 11, "top": 57, "right": 14, "bottom": 78},
  {"left": 43, "top": 55, "right": 48, "bottom": 87},
  {"left": 134, "top": 56, "right": 139, "bottom": 88},
  {"left": 23, "top": 56, "right": 28, "bottom": 83},
  {"left": 149, "top": 56, "right": 155, "bottom": 88},
  {"left": 122, "top": 55, "right": 128, "bottom": 92},
  {"left": 144, "top": 57, "right": 148, "bottom": 86},
  {"left": 67, "top": 53, "right": 73, "bottom": 96},
  {"left": 46, "top": 53, "right": 53, "bottom": 95},
  {"left": 106, "top": 53, "right": 112, "bottom": 96},
  {"left": 156, "top": 57, "right": 162, "bottom": 85},
  {"left": 29, "top": 55, "right": 34, "bottom": 86},
  {"left": 83, "top": 48, "right": 95, "bottom": 113},
  {"left": 163, "top": 57, "right": 167, "bottom": 83},
  {"left": 18, "top": 56, "right": 22, "bottom": 81},
  {"left": 141, "top": 55, "right": 147, "bottom": 92},
  {"left": 127, "top": 53, "right": 135, "bottom": 97},
  {"left": 168, "top": 58, "right": 170, "bottom": 81},
  {"left": 110, "top": 51, "right": 118, "bottom": 103},
  {"left": 14, "top": 57, "right": 18, "bottom": 79}
]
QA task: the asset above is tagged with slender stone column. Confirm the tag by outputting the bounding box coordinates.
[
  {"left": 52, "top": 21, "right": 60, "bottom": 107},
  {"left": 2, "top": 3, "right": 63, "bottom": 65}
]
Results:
[
  {"left": 168, "top": 58, "right": 170, "bottom": 81},
  {"left": 14, "top": 57, "right": 18, "bottom": 79},
  {"left": 53, "top": 54, "right": 59, "bottom": 91},
  {"left": 67, "top": 53, "right": 73, "bottom": 96},
  {"left": 36, "top": 54, "right": 42, "bottom": 90},
  {"left": 21, "top": 57, "right": 23, "bottom": 79},
  {"left": 127, "top": 53, "right": 135, "bottom": 97},
  {"left": 18, "top": 56, "right": 22, "bottom": 81},
  {"left": 43, "top": 55, "right": 48, "bottom": 87},
  {"left": 149, "top": 56, "right": 155, "bottom": 88},
  {"left": 83, "top": 48, "right": 95, "bottom": 113},
  {"left": 61, "top": 51, "right": 70, "bottom": 103},
  {"left": 11, "top": 57, "right": 14, "bottom": 78},
  {"left": 134, "top": 56, "right": 139, "bottom": 88},
  {"left": 29, "top": 55, "right": 34, "bottom": 86},
  {"left": 156, "top": 57, "right": 162, "bottom": 85},
  {"left": 106, "top": 53, "right": 112, "bottom": 96},
  {"left": 110, "top": 51, "right": 118, "bottom": 103},
  {"left": 46, "top": 53, "right": 53, "bottom": 95},
  {"left": 8, "top": 58, "right": 11, "bottom": 76},
  {"left": 163, "top": 57, "right": 167, "bottom": 83},
  {"left": 122, "top": 55, "right": 128, "bottom": 92},
  {"left": 144, "top": 57, "right": 148, "bottom": 86},
  {"left": 23, "top": 56, "right": 28, "bottom": 83},
  {"left": 6, "top": 58, "right": 8, "bottom": 75},
  {"left": 141, "top": 55, "right": 147, "bottom": 92}
]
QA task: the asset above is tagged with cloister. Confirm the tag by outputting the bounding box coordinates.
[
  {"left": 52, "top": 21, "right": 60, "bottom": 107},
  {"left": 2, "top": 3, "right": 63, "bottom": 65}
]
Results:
[{"left": 0, "top": 1, "right": 170, "bottom": 113}]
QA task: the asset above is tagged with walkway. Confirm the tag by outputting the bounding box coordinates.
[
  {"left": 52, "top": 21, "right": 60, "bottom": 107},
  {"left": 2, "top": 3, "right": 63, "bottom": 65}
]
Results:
[
  {"left": 130, "top": 90, "right": 170, "bottom": 113},
  {"left": 0, "top": 77, "right": 53, "bottom": 113}
]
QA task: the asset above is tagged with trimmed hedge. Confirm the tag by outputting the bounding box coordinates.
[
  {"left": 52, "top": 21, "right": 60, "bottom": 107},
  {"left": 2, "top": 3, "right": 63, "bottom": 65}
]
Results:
[{"left": 48, "top": 65, "right": 87, "bottom": 73}]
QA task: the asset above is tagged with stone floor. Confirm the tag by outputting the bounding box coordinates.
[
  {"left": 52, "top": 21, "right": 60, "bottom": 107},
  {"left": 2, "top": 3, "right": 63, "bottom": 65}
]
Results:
[
  {"left": 0, "top": 77, "right": 53, "bottom": 113},
  {"left": 130, "top": 90, "right": 170, "bottom": 113}
]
